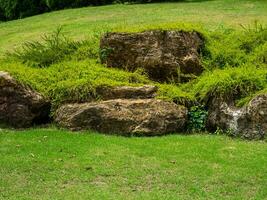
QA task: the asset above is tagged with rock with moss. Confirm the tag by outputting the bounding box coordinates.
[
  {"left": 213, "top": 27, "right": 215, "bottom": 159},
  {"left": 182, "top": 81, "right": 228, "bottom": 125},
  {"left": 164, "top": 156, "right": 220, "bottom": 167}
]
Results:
[
  {"left": 100, "top": 30, "right": 204, "bottom": 83},
  {"left": 207, "top": 94, "right": 267, "bottom": 140},
  {"left": 96, "top": 85, "right": 158, "bottom": 100},
  {"left": 55, "top": 99, "right": 187, "bottom": 136},
  {"left": 0, "top": 71, "right": 51, "bottom": 128}
]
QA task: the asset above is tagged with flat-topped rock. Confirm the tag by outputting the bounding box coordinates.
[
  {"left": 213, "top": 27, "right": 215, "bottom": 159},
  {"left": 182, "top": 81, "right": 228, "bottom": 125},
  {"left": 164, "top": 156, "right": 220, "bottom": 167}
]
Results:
[
  {"left": 0, "top": 71, "right": 51, "bottom": 128},
  {"left": 100, "top": 30, "right": 204, "bottom": 83},
  {"left": 55, "top": 99, "right": 187, "bottom": 136},
  {"left": 96, "top": 85, "right": 158, "bottom": 100}
]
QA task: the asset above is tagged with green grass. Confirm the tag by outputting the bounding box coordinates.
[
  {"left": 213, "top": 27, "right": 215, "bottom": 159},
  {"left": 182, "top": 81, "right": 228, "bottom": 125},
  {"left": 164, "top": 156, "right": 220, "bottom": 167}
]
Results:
[
  {"left": 0, "top": 128, "right": 266, "bottom": 199},
  {"left": 0, "top": 0, "right": 267, "bottom": 54},
  {"left": 0, "top": 1, "right": 266, "bottom": 109},
  {"left": 0, "top": 59, "right": 152, "bottom": 111},
  {"left": 0, "top": 2, "right": 267, "bottom": 198},
  {"left": 191, "top": 65, "right": 267, "bottom": 104}
]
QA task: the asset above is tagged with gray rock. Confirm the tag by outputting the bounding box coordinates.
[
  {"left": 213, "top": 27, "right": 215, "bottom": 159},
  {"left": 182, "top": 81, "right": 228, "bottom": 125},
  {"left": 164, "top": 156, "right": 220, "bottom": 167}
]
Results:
[
  {"left": 100, "top": 30, "right": 204, "bottom": 83},
  {"left": 55, "top": 99, "right": 187, "bottom": 136},
  {"left": 239, "top": 94, "right": 267, "bottom": 139},
  {"left": 207, "top": 94, "right": 267, "bottom": 140},
  {"left": 0, "top": 71, "right": 51, "bottom": 128}
]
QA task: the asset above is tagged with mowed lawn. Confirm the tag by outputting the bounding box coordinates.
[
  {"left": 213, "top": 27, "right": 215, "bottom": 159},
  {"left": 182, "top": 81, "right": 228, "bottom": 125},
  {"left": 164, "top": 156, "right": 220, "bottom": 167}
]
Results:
[
  {"left": 0, "top": 0, "right": 267, "bottom": 54},
  {"left": 1, "top": 0, "right": 267, "bottom": 199},
  {"left": 0, "top": 128, "right": 266, "bottom": 200}
]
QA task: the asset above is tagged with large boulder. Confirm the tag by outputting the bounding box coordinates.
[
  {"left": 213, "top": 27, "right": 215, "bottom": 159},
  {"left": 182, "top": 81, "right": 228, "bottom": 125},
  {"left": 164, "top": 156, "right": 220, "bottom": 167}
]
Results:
[
  {"left": 55, "top": 99, "right": 187, "bottom": 136},
  {"left": 0, "top": 71, "right": 51, "bottom": 128},
  {"left": 100, "top": 30, "right": 204, "bottom": 83},
  {"left": 96, "top": 85, "right": 158, "bottom": 100},
  {"left": 207, "top": 94, "right": 267, "bottom": 140}
]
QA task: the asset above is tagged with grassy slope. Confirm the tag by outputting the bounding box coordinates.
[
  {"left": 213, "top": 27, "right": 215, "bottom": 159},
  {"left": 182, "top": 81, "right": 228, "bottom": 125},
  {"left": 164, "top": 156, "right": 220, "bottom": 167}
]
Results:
[
  {"left": 0, "top": 128, "right": 267, "bottom": 200},
  {"left": 0, "top": 0, "right": 267, "bottom": 54},
  {"left": 0, "top": 1, "right": 267, "bottom": 199},
  {"left": 0, "top": 0, "right": 266, "bottom": 108}
]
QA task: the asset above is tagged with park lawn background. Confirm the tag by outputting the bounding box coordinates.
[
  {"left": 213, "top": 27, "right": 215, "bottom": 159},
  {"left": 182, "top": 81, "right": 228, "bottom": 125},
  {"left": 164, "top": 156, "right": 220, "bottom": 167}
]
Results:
[
  {"left": 0, "top": 128, "right": 267, "bottom": 200},
  {"left": 0, "top": 0, "right": 266, "bottom": 109},
  {"left": 0, "top": 0, "right": 267, "bottom": 199},
  {"left": 0, "top": 0, "right": 267, "bottom": 55}
]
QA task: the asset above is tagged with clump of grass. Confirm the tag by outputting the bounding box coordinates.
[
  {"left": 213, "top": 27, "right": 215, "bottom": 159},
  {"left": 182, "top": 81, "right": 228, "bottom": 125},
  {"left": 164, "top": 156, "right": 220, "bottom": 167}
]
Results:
[
  {"left": 236, "top": 88, "right": 267, "bottom": 107},
  {"left": 1, "top": 23, "right": 267, "bottom": 112},
  {"left": 203, "top": 22, "right": 267, "bottom": 70},
  {"left": 7, "top": 27, "right": 92, "bottom": 67},
  {"left": 157, "top": 83, "right": 194, "bottom": 106},
  {"left": 0, "top": 59, "right": 151, "bottom": 112},
  {"left": 239, "top": 21, "right": 267, "bottom": 52},
  {"left": 112, "top": 22, "right": 204, "bottom": 34},
  {"left": 249, "top": 42, "right": 267, "bottom": 64},
  {"left": 191, "top": 65, "right": 267, "bottom": 103}
]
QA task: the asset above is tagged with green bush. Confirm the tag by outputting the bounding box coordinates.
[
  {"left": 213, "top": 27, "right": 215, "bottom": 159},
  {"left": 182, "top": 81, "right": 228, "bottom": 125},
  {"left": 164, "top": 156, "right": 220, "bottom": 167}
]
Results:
[
  {"left": 191, "top": 65, "right": 267, "bottom": 103},
  {"left": 187, "top": 105, "right": 208, "bottom": 132},
  {"left": 157, "top": 83, "right": 194, "bottom": 106},
  {"left": 7, "top": 28, "right": 89, "bottom": 67},
  {"left": 203, "top": 23, "right": 267, "bottom": 70},
  {"left": 45, "top": 0, "right": 110, "bottom": 10},
  {"left": 0, "top": 7, "right": 5, "bottom": 20},
  {"left": 0, "top": 0, "right": 109, "bottom": 20},
  {"left": 0, "top": 59, "right": 150, "bottom": 112},
  {"left": 0, "top": 0, "right": 188, "bottom": 20},
  {"left": 0, "top": 0, "right": 46, "bottom": 20},
  {"left": 1, "top": 23, "right": 266, "bottom": 112}
]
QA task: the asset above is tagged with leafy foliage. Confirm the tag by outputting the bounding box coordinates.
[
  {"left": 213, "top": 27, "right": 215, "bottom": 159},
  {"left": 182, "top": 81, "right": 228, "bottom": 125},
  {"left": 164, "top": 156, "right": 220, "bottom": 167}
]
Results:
[
  {"left": 187, "top": 105, "right": 208, "bottom": 132},
  {"left": 0, "top": 0, "right": 47, "bottom": 20},
  {"left": 7, "top": 28, "right": 88, "bottom": 67},
  {"left": 0, "top": 0, "right": 188, "bottom": 20},
  {"left": 0, "top": 22, "right": 267, "bottom": 112},
  {"left": 0, "top": 59, "right": 150, "bottom": 112},
  {"left": 99, "top": 47, "right": 114, "bottom": 63},
  {"left": 191, "top": 65, "right": 267, "bottom": 103},
  {"left": 203, "top": 22, "right": 267, "bottom": 70}
]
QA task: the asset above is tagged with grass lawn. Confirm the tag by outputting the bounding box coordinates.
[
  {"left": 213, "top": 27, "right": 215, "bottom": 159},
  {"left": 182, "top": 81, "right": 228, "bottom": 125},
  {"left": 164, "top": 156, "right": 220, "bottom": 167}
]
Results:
[
  {"left": 0, "top": 0, "right": 267, "bottom": 54},
  {"left": 0, "top": 0, "right": 267, "bottom": 199},
  {"left": 0, "top": 128, "right": 266, "bottom": 200}
]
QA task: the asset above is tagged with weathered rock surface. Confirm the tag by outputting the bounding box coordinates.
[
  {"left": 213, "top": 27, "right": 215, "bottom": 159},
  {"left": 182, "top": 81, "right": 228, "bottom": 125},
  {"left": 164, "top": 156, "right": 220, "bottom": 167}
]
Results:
[
  {"left": 207, "top": 94, "right": 267, "bottom": 140},
  {"left": 96, "top": 85, "right": 158, "bottom": 100},
  {"left": 0, "top": 71, "right": 51, "bottom": 128},
  {"left": 55, "top": 99, "right": 187, "bottom": 136},
  {"left": 100, "top": 30, "right": 204, "bottom": 83},
  {"left": 239, "top": 94, "right": 267, "bottom": 139}
]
